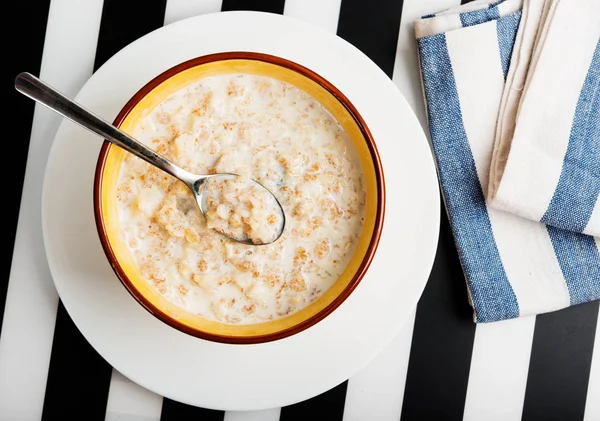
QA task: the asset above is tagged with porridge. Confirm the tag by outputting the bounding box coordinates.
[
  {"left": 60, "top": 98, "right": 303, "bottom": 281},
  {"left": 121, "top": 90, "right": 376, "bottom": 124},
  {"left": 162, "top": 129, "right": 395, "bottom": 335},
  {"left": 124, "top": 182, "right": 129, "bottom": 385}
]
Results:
[
  {"left": 116, "top": 73, "right": 366, "bottom": 324},
  {"left": 203, "top": 175, "right": 284, "bottom": 244}
]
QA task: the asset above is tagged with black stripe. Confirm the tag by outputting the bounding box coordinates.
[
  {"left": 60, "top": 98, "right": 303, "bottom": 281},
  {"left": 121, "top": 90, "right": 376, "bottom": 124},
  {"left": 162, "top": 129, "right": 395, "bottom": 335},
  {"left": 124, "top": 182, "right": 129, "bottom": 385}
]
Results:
[
  {"left": 160, "top": 399, "right": 225, "bottom": 421},
  {"left": 1, "top": 0, "right": 51, "bottom": 339},
  {"left": 42, "top": 304, "right": 113, "bottom": 419},
  {"left": 280, "top": 382, "right": 348, "bottom": 421},
  {"left": 401, "top": 205, "right": 477, "bottom": 421},
  {"left": 221, "top": 0, "right": 285, "bottom": 14},
  {"left": 522, "top": 302, "right": 599, "bottom": 421},
  {"left": 337, "top": 0, "right": 404, "bottom": 78},
  {"left": 94, "top": 0, "right": 167, "bottom": 71},
  {"left": 43, "top": 1, "right": 167, "bottom": 419}
]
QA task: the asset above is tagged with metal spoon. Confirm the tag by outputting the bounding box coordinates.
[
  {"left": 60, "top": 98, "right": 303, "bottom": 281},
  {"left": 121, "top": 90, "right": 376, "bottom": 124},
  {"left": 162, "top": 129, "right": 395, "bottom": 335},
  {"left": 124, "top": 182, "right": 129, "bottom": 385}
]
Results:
[{"left": 14, "top": 72, "right": 285, "bottom": 245}]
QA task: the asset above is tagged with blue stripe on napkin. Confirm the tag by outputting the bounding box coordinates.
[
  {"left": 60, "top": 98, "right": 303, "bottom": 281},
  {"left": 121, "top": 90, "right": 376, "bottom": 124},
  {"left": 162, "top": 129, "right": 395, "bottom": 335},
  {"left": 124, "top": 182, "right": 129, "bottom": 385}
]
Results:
[
  {"left": 418, "top": 33, "right": 520, "bottom": 322},
  {"left": 542, "top": 39, "right": 600, "bottom": 233},
  {"left": 460, "top": 6, "right": 499, "bottom": 28},
  {"left": 546, "top": 226, "right": 600, "bottom": 305}
]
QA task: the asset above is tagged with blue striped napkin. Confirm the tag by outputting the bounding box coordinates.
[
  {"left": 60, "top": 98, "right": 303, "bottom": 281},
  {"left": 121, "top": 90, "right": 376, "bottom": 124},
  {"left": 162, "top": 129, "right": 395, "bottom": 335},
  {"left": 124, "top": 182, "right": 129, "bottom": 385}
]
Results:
[{"left": 415, "top": 0, "right": 600, "bottom": 322}]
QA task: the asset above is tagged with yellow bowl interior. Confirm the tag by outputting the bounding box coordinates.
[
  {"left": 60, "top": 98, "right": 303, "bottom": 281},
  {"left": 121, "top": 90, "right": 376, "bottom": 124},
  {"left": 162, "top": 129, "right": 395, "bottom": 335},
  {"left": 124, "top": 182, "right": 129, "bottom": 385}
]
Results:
[{"left": 100, "top": 59, "right": 378, "bottom": 339}]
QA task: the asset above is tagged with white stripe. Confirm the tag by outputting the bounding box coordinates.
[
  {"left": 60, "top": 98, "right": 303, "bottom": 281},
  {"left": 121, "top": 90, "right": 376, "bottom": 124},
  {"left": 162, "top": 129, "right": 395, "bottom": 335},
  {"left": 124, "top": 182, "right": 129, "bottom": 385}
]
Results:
[
  {"left": 210, "top": 1, "right": 343, "bottom": 418},
  {"left": 103, "top": 2, "right": 232, "bottom": 417},
  {"left": 343, "top": 310, "right": 416, "bottom": 421},
  {"left": 224, "top": 408, "right": 281, "bottom": 421},
  {"left": 205, "top": 2, "right": 343, "bottom": 419},
  {"left": 414, "top": 14, "right": 462, "bottom": 39},
  {"left": 103, "top": 1, "right": 228, "bottom": 417},
  {"left": 393, "top": 0, "right": 461, "bottom": 132},
  {"left": 283, "top": 0, "right": 342, "bottom": 34},
  {"left": 446, "top": 22, "right": 503, "bottom": 193},
  {"left": 164, "top": 0, "right": 223, "bottom": 26},
  {"left": 583, "top": 194, "right": 600, "bottom": 237},
  {"left": 105, "top": 370, "right": 162, "bottom": 421},
  {"left": 583, "top": 281, "right": 600, "bottom": 421},
  {"left": 497, "top": 0, "right": 524, "bottom": 16},
  {"left": 0, "top": 1, "right": 103, "bottom": 419},
  {"left": 493, "top": 1, "right": 600, "bottom": 222},
  {"left": 447, "top": 22, "right": 571, "bottom": 317},
  {"left": 488, "top": 211, "right": 570, "bottom": 316},
  {"left": 463, "top": 316, "right": 536, "bottom": 421}
]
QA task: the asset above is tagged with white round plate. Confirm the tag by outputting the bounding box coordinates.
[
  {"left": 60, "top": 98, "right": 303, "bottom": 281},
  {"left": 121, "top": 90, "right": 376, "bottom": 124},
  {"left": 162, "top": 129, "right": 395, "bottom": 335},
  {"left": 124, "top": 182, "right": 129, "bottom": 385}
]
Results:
[{"left": 42, "top": 11, "right": 440, "bottom": 411}]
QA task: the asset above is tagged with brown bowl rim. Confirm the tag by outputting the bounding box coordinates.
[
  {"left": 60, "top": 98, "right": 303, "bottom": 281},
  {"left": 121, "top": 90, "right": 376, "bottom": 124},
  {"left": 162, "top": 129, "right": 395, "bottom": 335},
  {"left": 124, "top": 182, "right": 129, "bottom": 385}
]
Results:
[{"left": 93, "top": 51, "right": 386, "bottom": 345}]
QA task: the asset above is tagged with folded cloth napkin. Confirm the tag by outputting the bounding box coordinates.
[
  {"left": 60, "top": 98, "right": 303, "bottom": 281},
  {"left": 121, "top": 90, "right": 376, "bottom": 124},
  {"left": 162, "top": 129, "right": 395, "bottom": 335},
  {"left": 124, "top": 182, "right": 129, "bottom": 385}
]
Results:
[
  {"left": 487, "top": 0, "right": 600, "bottom": 237},
  {"left": 414, "top": 0, "right": 600, "bottom": 322}
]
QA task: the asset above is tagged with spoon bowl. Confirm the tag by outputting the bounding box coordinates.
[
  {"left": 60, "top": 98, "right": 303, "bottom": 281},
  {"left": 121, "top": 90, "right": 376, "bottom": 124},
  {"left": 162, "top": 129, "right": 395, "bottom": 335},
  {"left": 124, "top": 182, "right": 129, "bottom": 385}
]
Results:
[
  {"left": 14, "top": 72, "right": 285, "bottom": 245},
  {"left": 196, "top": 173, "right": 286, "bottom": 245}
]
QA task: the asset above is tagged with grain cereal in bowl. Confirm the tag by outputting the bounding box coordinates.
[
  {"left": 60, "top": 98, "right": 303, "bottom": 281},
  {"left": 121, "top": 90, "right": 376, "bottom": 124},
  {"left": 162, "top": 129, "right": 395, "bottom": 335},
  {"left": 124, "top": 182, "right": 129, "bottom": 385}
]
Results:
[{"left": 95, "top": 52, "right": 384, "bottom": 343}]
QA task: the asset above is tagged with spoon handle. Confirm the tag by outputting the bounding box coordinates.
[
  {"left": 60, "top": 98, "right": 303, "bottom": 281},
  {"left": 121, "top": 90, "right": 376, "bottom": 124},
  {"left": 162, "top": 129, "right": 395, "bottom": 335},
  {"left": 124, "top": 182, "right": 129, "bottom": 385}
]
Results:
[{"left": 14, "top": 72, "right": 196, "bottom": 187}]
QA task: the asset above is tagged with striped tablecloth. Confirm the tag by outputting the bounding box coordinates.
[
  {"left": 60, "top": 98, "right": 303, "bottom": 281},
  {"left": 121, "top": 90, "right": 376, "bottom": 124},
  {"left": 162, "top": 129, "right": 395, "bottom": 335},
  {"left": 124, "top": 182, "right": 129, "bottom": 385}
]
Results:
[{"left": 2, "top": 0, "right": 599, "bottom": 420}]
